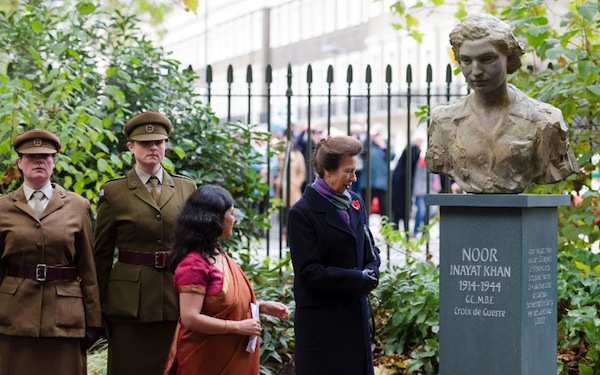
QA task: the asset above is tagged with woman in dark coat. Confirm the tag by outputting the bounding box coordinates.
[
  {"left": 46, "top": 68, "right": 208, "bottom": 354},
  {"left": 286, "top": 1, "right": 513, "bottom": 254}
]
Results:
[{"left": 288, "top": 135, "right": 381, "bottom": 375}]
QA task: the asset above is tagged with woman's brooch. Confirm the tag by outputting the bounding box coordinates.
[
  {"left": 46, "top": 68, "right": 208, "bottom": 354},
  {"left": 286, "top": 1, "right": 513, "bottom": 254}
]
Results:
[{"left": 351, "top": 200, "right": 361, "bottom": 210}]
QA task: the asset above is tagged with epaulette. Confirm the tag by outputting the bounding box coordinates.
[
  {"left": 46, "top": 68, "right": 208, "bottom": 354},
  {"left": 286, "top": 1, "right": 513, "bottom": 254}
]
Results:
[
  {"left": 104, "top": 175, "right": 128, "bottom": 183},
  {"left": 171, "top": 173, "right": 195, "bottom": 182},
  {"left": 101, "top": 175, "right": 128, "bottom": 187}
]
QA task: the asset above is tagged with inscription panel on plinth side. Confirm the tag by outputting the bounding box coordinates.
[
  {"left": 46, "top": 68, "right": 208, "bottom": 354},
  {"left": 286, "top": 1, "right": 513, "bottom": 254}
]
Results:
[
  {"left": 519, "top": 207, "right": 558, "bottom": 375},
  {"left": 524, "top": 246, "right": 555, "bottom": 326}
]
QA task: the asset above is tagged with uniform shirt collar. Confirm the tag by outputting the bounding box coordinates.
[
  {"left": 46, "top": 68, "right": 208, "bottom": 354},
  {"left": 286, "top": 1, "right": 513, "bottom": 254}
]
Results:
[
  {"left": 136, "top": 166, "right": 163, "bottom": 184},
  {"left": 24, "top": 182, "right": 53, "bottom": 200}
]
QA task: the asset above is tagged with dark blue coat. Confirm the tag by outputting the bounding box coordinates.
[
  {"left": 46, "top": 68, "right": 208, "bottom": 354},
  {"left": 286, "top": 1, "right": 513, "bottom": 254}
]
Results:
[{"left": 288, "top": 186, "right": 380, "bottom": 375}]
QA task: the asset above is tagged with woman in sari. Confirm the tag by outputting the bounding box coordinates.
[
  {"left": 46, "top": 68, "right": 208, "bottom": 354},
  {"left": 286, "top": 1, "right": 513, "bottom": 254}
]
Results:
[{"left": 164, "top": 185, "right": 289, "bottom": 375}]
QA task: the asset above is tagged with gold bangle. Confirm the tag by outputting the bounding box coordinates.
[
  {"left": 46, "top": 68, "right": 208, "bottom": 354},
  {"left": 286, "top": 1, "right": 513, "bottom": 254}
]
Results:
[{"left": 224, "top": 320, "right": 229, "bottom": 334}]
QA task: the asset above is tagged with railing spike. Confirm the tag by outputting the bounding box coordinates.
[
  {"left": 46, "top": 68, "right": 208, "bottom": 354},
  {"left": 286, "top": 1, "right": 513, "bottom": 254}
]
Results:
[
  {"left": 246, "top": 65, "right": 253, "bottom": 83},
  {"left": 385, "top": 64, "right": 392, "bottom": 84},
  {"left": 327, "top": 65, "right": 334, "bottom": 84},
  {"left": 227, "top": 65, "right": 233, "bottom": 83}
]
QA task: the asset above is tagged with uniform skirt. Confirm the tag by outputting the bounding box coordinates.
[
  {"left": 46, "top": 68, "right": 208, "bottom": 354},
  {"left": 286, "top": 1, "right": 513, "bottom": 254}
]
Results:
[
  {"left": 108, "top": 321, "right": 177, "bottom": 375},
  {"left": 0, "top": 334, "right": 85, "bottom": 375}
]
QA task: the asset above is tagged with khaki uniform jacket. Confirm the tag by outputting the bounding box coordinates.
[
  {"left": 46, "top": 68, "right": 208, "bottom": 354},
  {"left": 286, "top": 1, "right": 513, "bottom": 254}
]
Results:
[
  {"left": 0, "top": 184, "right": 102, "bottom": 337},
  {"left": 94, "top": 169, "right": 196, "bottom": 322}
]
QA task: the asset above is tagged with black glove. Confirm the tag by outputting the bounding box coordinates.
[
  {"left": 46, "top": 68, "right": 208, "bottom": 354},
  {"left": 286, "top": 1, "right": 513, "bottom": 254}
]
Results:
[
  {"left": 82, "top": 327, "right": 102, "bottom": 351},
  {"left": 361, "top": 268, "right": 378, "bottom": 293}
]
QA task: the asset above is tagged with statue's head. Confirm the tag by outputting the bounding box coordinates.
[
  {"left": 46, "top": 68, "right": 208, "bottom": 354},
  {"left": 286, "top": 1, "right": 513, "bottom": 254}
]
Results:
[{"left": 449, "top": 13, "right": 525, "bottom": 74}]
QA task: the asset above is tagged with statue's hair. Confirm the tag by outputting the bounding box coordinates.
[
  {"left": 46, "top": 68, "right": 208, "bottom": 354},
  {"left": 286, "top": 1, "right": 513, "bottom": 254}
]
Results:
[{"left": 449, "top": 13, "right": 525, "bottom": 74}]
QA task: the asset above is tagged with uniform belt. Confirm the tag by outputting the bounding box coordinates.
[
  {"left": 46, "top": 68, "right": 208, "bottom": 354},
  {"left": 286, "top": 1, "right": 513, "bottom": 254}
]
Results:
[
  {"left": 7, "top": 264, "right": 78, "bottom": 282},
  {"left": 119, "top": 250, "right": 170, "bottom": 269}
]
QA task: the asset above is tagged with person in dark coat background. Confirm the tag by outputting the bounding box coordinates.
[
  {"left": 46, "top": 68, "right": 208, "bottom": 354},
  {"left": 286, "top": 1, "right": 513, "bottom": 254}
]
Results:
[
  {"left": 358, "top": 124, "right": 395, "bottom": 216},
  {"left": 391, "top": 138, "right": 423, "bottom": 232},
  {"left": 288, "top": 135, "right": 381, "bottom": 375}
]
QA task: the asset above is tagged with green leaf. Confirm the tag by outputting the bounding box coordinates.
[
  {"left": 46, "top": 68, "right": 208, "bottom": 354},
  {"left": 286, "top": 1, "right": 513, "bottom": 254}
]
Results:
[
  {"left": 183, "top": 0, "right": 199, "bottom": 13},
  {"left": 103, "top": 85, "right": 125, "bottom": 105},
  {"left": 408, "top": 30, "right": 423, "bottom": 43},
  {"left": 29, "top": 21, "right": 43, "bottom": 33},
  {"left": 390, "top": 1, "right": 406, "bottom": 15},
  {"left": 586, "top": 85, "right": 600, "bottom": 96},
  {"left": 406, "top": 14, "right": 420, "bottom": 28},
  {"left": 126, "top": 82, "right": 141, "bottom": 93},
  {"left": 67, "top": 48, "right": 82, "bottom": 61},
  {"left": 576, "top": 3, "right": 597, "bottom": 22},
  {"left": 77, "top": 2, "right": 97, "bottom": 15},
  {"left": 454, "top": 8, "right": 468, "bottom": 19},
  {"left": 106, "top": 67, "right": 117, "bottom": 77},
  {"left": 20, "top": 79, "right": 33, "bottom": 90},
  {"left": 545, "top": 47, "right": 566, "bottom": 60},
  {"left": 579, "top": 364, "right": 594, "bottom": 375},
  {"left": 97, "top": 158, "right": 108, "bottom": 173},
  {"left": 575, "top": 261, "right": 591, "bottom": 273},
  {"left": 27, "top": 46, "right": 41, "bottom": 62},
  {"left": 578, "top": 60, "right": 594, "bottom": 80},
  {"left": 171, "top": 145, "right": 186, "bottom": 159},
  {"left": 527, "top": 24, "right": 549, "bottom": 36},
  {"left": 53, "top": 43, "right": 67, "bottom": 57}
]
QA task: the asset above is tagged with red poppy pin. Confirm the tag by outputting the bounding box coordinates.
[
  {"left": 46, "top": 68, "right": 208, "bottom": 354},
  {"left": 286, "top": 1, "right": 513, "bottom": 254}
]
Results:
[{"left": 351, "top": 200, "right": 361, "bottom": 210}]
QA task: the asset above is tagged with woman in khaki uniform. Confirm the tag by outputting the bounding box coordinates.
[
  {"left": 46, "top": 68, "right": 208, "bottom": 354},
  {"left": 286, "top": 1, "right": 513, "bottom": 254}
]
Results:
[
  {"left": 94, "top": 111, "right": 196, "bottom": 375},
  {"left": 0, "top": 129, "right": 102, "bottom": 375}
]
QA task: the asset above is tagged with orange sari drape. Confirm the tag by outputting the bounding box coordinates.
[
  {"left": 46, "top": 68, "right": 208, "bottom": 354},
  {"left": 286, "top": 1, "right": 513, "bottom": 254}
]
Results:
[{"left": 163, "top": 255, "right": 259, "bottom": 375}]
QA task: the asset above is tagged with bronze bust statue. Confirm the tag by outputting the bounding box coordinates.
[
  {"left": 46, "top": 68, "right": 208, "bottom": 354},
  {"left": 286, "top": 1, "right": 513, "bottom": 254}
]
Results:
[{"left": 426, "top": 13, "right": 578, "bottom": 193}]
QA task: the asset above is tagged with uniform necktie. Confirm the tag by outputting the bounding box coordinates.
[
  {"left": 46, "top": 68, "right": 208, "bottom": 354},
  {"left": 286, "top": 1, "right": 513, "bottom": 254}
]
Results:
[
  {"left": 33, "top": 190, "right": 44, "bottom": 219},
  {"left": 149, "top": 176, "right": 160, "bottom": 203}
]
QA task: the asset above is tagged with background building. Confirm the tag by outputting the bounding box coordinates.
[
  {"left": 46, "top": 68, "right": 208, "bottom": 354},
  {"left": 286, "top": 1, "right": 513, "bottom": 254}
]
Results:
[{"left": 155, "top": 0, "right": 475, "bottom": 151}]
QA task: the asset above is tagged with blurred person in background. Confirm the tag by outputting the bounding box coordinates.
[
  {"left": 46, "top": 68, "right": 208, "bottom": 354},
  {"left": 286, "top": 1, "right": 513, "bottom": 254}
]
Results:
[
  {"left": 391, "top": 138, "right": 423, "bottom": 231},
  {"left": 293, "top": 123, "right": 326, "bottom": 191},
  {"left": 358, "top": 124, "right": 394, "bottom": 216}
]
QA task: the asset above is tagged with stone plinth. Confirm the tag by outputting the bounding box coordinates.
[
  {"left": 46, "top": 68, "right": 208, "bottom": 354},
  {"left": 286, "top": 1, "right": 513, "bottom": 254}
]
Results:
[{"left": 427, "top": 194, "right": 570, "bottom": 375}]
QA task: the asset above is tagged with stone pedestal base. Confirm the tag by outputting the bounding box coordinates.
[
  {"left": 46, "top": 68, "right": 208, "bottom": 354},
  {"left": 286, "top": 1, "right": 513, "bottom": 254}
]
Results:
[{"left": 427, "top": 194, "right": 570, "bottom": 375}]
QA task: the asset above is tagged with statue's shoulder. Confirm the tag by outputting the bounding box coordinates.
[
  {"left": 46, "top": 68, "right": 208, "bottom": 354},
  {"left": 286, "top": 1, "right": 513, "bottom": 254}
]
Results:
[
  {"left": 509, "top": 84, "right": 563, "bottom": 123},
  {"left": 431, "top": 96, "right": 469, "bottom": 122}
]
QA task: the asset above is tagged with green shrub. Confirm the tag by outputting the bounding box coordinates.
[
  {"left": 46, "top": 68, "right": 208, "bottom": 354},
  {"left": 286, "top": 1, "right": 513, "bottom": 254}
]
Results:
[
  {"left": 557, "top": 247, "right": 600, "bottom": 375},
  {"left": 371, "top": 217, "right": 440, "bottom": 374},
  {"left": 241, "top": 254, "right": 296, "bottom": 374}
]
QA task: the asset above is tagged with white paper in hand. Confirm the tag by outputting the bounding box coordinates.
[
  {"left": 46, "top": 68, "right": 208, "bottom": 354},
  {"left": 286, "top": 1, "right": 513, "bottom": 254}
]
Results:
[{"left": 246, "top": 302, "right": 260, "bottom": 353}]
